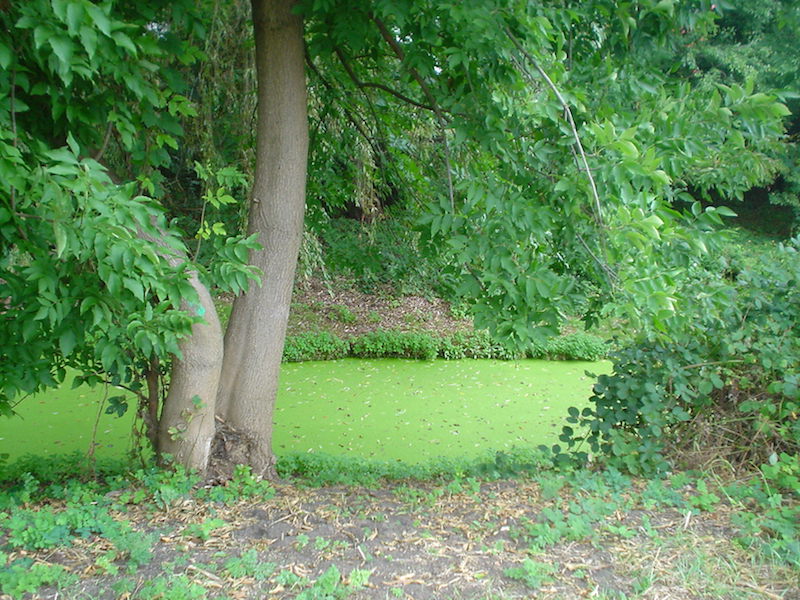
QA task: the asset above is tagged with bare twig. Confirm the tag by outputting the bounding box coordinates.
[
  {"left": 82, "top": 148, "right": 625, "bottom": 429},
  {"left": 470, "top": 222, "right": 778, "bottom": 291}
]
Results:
[{"left": 92, "top": 122, "right": 114, "bottom": 162}]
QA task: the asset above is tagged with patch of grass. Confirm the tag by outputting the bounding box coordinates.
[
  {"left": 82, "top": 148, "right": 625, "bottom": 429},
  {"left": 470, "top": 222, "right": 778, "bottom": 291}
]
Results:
[{"left": 328, "top": 304, "right": 357, "bottom": 324}]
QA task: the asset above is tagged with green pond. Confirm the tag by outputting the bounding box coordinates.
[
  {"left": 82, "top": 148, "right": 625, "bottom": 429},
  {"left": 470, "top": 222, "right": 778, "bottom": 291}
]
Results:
[{"left": 0, "top": 359, "right": 609, "bottom": 464}]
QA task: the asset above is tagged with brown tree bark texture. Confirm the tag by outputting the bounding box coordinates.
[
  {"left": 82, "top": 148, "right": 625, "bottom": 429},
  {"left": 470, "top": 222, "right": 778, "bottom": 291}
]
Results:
[{"left": 215, "top": 0, "right": 308, "bottom": 476}]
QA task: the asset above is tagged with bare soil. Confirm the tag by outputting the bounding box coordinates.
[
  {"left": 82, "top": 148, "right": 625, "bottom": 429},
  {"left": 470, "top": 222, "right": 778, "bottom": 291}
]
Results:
[
  {"left": 13, "top": 477, "right": 798, "bottom": 600},
  {"left": 287, "top": 278, "right": 471, "bottom": 339}
]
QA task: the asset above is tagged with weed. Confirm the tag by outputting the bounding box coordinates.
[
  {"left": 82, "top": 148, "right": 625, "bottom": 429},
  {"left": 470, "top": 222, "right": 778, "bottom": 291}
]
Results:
[
  {"left": 196, "top": 464, "right": 275, "bottom": 504},
  {"left": 503, "top": 558, "right": 556, "bottom": 590},
  {"left": 0, "top": 557, "right": 77, "bottom": 599},
  {"left": 283, "top": 331, "right": 350, "bottom": 362},
  {"left": 224, "top": 549, "right": 276, "bottom": 580},
  {"left": 329, "top": 304, "right": 357, "bottom": 324},
  {"left": 295, "top": 565, "right": 371, "bottom": 600},
  {"left": 687, "top": 479, "right": 721, "bottom": 512},
  {"left": 183, "top": 518, "right": 226, "bottom": 541},
  {"left": 314, "top": 536, "right": 331, "bottom": 551},
  {"left": 136, "top": 574, "right": 208, "bottom": 600}
]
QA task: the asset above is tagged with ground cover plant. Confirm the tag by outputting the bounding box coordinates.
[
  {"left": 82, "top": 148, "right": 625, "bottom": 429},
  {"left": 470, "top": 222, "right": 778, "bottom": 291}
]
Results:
[{"left": 0, "top": 457, "right": 798, "bottom": 599}]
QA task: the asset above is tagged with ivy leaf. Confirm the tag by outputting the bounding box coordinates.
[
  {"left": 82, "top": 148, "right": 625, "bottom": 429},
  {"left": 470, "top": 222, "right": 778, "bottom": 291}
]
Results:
[{"left": 105, "top": 395, "right": 128, "bottom": 417}]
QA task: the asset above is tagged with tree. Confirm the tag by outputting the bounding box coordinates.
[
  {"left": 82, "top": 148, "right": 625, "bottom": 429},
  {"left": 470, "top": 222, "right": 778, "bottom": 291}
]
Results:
[
  {"left": 212, "top": 0, "right": 308, "bottom": 475},
  {"left": 1, "top": 0, "right": 793, "bottom": 477}
]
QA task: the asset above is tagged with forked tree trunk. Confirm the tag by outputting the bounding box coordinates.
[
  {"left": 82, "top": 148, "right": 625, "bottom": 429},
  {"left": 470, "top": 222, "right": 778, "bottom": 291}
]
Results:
[{"left": 214, "top": 0, "right": 308, "bottom": 476}]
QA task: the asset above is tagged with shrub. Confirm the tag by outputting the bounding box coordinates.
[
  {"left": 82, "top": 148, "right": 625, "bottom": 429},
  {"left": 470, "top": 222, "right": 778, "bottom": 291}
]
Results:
[
  {"left": 542, "top": 333, "right": 607, "bottom": 361},
  {"left": 558, "top": 236, "right": 800, "bottom": 477},
  {"left": 283, "top": 332, "right": 350, "bottom": 362},
  {"left": 350, "top": 330, "right": 439, "bottom": 360}
]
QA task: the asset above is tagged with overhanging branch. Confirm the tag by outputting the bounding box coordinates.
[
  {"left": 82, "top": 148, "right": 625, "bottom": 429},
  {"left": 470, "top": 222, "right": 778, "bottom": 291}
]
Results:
[
  {"left": 371, "top": 15, "right": 455, "bottom": 211},
  {"left": 504, "top": 27, "right": 604, "bottom": 228}
]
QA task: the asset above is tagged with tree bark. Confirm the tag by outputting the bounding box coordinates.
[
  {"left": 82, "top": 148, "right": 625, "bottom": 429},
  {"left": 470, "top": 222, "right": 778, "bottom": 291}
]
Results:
[
  {"left": 157, "top": 271, "right": 223, "bottom": 469},
  {"left": 214, "top": 0, "right": 308, "bottom": 477}
]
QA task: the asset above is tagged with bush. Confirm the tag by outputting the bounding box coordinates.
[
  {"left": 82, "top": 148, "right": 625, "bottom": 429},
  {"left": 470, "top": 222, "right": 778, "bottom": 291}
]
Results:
[
  {"left": 283, "top": 332, "right": 351, "bottom": 362},
  {"left": 541, "top": 333, "right": 607, "bottom": 362},
  {"left": 350, "top": 330, "right": 439, "bottom": 360},
  {"left": 558, "top": 236, "right": 800, "bottom": 477}
]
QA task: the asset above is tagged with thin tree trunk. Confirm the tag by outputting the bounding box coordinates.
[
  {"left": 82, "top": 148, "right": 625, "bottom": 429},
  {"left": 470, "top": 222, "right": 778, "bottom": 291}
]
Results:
[
  {"left": 214, "top": 0, "right": 308, "bottom": 477},
  {"left": 157, "top": 271, "right": 223, "bottom": 469},
  {"left": 140, "top": 224, "right": 223, "bottom": 473}
]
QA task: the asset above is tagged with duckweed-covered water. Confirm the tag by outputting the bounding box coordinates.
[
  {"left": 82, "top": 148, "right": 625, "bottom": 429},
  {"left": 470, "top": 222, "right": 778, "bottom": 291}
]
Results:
[{"left": 1, "top": 359, "right": 609, "bottom": 463}]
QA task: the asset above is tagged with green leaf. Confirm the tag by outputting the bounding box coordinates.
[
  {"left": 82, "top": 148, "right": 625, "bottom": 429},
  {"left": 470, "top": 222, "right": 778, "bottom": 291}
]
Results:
[
  {"left": 66, "top": 2, "right": 84, "bottom": 34},
  {"left": 123, "top": 277, "right": 145, "bottom": 301},
  {"left": 79, "top": 26, "right": 98, "bottom": 59},
  {"left": 714, "top": 206, "right": 737, "bottom": 217},
  {"left": 53, "top": 223, "right": 68, "bottom": 258},
  {"left": 112, "top": 32, "right": 138, "bottom": 55},
  {"left": 59, "top": 329, "right": 77, "bottom": 357},
  {"left": 66, "top": 132, "right": 80, "bottom": 156},
  {"left": 51, "top": 0, "right": 69, "bottom": 21},
  {"left": 0, "top": 42, "right": 12, "bottom": 69},
  {"left": 49, "top": 36, "right": 74, "bottom": 67},
  {"left": 85, "top": 3, "right": 111, "bottom": 37}
]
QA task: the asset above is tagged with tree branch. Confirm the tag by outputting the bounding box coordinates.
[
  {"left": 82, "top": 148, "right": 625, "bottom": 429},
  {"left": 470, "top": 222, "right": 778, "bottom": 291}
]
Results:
[
  {"left": 504, "top": 27, "right": 604, "bottom": 227},
  {"left": 371, "top": 15, "right": 455, "bottom": 211},
  {"left": 334, "top": 47, "right": 437, "bottom": 112}
]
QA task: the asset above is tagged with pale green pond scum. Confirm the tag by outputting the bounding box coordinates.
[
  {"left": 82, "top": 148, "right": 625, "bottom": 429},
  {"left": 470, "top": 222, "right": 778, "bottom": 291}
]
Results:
[{"left": 1, "top": 359, "right": 610, "bottom": 464}]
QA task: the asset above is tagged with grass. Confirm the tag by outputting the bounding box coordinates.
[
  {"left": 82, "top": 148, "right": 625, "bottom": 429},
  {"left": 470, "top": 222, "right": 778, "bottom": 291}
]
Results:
[{"left": 1, "top": 358, "right": 609, "bottom": 465}]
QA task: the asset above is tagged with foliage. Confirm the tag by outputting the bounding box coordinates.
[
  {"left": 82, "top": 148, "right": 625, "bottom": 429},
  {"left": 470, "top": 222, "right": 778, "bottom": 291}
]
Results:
[
  {"left": 0, "top": 0, "right": 258, "bottom": 422},
  {"left": 350, "top": 330, "right": 440, "bottom": 360},
  {"left": 295, "top": 565, "right": 371, "bottom": 600},
  {"left": 316, "top": 215, "right": 453, "bottom": 296},
  {"left": 283, "top": 331, "right": 351, "bottom": 362},
  {"left": 535, "top": 333, "right": 608, "bottom": 362},
  {"left": 503, "top": 558, "right": 556, "bottom": 590},
  {"left": 685, "top": 0, "right": 800, "bottom": 221},
  {"left": 557, "top": 234, "right": 800, "bottom": 478},
  {"left": 276, "top": 447, "right": 551, "bottom": 487},
  {"left": 223, "top": 549, "right": 276, "bottom": 580},
  {"left": 195, "top": 464, "right": 275, "bottom": 504},
  {"left": 283, "top": 329, "right": 607, "bottom": 362},
  {"left": 0, "top": 556, "right": 77, "bottom": 600}
]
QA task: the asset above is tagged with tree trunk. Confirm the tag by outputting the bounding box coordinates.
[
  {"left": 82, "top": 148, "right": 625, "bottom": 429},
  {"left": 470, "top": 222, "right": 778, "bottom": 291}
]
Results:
[
  {"left": 214, "top": 0, "right": 308, "bottom": 477},
  {"left": 157, "top": 271, "right": 223, "bottom": 469}
]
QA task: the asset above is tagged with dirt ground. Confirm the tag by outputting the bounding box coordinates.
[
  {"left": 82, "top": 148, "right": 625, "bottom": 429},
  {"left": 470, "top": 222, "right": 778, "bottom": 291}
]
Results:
[
  {"left": 287, "top": 278, "right": 471, "bottom": 339},
  {"left": 12, "top": 476, "right": 799, "bottom": 600}
]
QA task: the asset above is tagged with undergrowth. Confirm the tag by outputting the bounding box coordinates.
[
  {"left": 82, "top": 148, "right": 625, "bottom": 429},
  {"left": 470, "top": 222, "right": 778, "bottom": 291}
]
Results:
[
  {"left": 0, "top": 448, "right": 797, "bottom": 600},
  {"left": 283, "top": 329, "right": 607, "bottom": 363}
]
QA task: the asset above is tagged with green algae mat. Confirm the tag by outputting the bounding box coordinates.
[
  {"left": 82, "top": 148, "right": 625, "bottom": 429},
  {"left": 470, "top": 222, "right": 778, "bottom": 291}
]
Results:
[{"left": 1, "top": 359, "right": 609, "bottom": 464}]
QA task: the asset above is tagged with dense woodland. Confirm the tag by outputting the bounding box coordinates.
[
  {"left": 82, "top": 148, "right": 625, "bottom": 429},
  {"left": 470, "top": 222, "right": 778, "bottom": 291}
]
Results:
[{"left": 0, "top": 1, "right": 799, "bottom": 595}]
